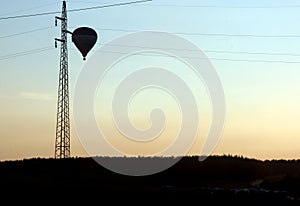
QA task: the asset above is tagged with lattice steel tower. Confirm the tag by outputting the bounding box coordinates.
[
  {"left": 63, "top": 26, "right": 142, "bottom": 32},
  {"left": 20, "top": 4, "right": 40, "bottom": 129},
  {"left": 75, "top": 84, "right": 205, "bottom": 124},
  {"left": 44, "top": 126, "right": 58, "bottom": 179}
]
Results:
[{"left": 54, "top": 1, "right": 70, "bottom": 158}]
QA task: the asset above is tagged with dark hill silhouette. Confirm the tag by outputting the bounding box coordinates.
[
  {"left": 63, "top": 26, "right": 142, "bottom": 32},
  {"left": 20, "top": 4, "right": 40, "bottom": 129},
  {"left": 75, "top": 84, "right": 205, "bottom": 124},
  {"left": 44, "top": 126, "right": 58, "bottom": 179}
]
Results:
[{"left": 1, "top": 155, "right": 300, "bottom": 204}]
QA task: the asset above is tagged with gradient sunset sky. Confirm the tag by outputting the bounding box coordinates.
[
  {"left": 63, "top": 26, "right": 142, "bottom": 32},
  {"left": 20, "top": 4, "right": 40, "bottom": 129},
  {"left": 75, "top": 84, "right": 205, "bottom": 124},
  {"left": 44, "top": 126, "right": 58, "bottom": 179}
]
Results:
[{"left": 1, "top": 0, "right": 300, "bottom": 161}]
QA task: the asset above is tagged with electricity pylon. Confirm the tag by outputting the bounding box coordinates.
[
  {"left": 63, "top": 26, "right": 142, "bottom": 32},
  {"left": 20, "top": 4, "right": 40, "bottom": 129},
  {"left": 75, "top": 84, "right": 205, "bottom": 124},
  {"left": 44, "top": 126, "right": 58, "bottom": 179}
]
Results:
[{"left": 54, "top": 1, "right": 70, "bottom": 158}]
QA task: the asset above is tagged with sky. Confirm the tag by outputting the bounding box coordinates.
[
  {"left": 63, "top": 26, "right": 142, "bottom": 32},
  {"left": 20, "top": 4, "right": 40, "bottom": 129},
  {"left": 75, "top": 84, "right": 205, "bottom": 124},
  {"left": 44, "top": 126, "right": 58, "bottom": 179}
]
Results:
[{"left": 1, "top": 0, "right": 300, "bottom": 161}]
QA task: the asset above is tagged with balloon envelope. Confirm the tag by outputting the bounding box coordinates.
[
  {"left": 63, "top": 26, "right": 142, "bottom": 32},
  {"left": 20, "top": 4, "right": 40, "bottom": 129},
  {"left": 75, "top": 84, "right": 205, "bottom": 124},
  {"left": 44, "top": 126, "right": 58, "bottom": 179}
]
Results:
[{"left": 72, "top": 27, "right": 97, "bottom": 60}]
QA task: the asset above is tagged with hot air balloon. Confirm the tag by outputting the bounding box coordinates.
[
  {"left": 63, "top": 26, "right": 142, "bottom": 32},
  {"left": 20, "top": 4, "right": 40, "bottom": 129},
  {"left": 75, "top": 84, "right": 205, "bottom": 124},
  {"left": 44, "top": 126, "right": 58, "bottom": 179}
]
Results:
[{"left": 72, "top": 27, "right": 97, "bottom": 60}]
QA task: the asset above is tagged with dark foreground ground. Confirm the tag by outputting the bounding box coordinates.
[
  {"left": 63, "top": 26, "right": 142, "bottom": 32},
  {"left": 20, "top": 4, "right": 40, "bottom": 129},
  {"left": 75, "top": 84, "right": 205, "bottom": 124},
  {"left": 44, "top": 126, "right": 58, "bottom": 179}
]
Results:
[{"left": 1, "top": 155, "right": 300, "bottom": 205}]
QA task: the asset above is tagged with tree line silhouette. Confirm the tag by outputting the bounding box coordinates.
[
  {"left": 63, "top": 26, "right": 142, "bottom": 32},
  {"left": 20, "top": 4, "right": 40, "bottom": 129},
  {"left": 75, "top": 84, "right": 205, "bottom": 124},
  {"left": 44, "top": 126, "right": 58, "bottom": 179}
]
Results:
[{"left": 1, "top": 155, "right": 300, "bottom": 204}]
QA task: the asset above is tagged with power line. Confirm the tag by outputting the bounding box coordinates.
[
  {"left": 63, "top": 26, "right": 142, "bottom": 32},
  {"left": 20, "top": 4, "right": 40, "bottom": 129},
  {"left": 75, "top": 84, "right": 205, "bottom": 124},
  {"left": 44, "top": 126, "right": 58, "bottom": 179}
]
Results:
[
  {"left": 51, "top": 1, "right": 300, "bottom": 9},
  {"left": 89, "top": 49, "right": 300, "bottom": 64},
  {"left": 97, "top": 43, "right": 300, "bottom": 57},
  {"left": 141, "top": 4, "right": 300, "bottom": 9},
  {"left": 68, "top": 0, "right": 151, "bottom": 12},
  {"left": 6, "top": 25, "right": 300, "bottom": 42},
  {"left": 0, "top": 26, "right": 54, "bottom": 39},
  {"left": 167, "top": 32, "right": 300, "bottom": 38},
  {"left": 0, "top": 46, "right": 54, "bottom": 61},
  {"left": 2, "top": 45, "right": 300, "bottom": 64},
  {"left": 66, "top": 1, "right": 109, "bottom": 3},
  {"left": 0, "top": 0, "right": 152, "bottom": 20},
  {"left": 204, "top": 50, "right": 300, "bottom": 57},
  {"left": 94, "top": 28, "right": 300, "bottom": 38},
  {"left": 0, "top": 2, "right": 60, "bottom": 17},
  {"left": 0, "top": 11, "right": 60, "bottom": 20},
  {"left": 208, "top": 57, "right": 300, "bottom": 64}
]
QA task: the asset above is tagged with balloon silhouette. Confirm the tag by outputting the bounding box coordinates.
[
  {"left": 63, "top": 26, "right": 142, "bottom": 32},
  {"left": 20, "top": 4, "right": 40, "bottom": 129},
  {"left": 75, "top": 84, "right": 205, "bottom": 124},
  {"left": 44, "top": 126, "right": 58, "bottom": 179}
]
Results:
[{"left": 72, "top": 27, "right": 97, "bottom": 60}]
